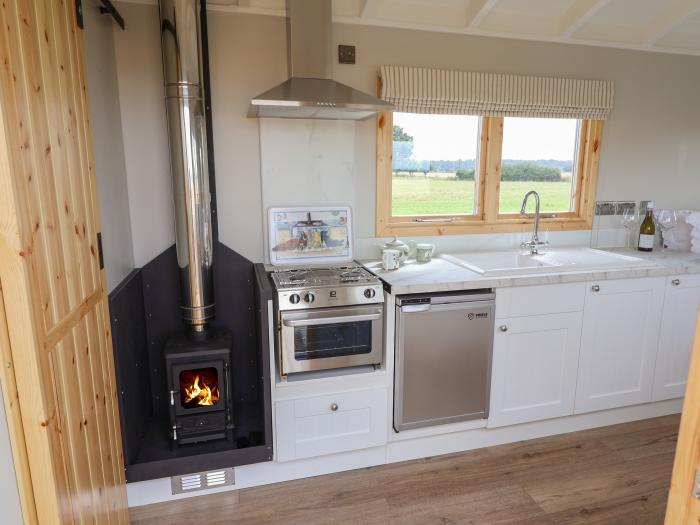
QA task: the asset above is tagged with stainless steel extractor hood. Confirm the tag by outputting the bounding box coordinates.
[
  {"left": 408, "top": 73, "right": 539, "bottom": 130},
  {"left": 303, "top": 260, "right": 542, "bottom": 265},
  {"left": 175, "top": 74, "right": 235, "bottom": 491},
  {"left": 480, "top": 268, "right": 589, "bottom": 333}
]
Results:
[{"left": 248, "top": 0, "right": 393, "bottom": 120}]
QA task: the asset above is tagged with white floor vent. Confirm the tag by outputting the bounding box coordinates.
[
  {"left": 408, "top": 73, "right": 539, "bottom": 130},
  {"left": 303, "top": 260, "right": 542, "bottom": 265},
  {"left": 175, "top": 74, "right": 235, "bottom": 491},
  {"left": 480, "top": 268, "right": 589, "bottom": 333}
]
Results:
[{"left": 171, "top": 468, "right": 235, "bottom": 495}]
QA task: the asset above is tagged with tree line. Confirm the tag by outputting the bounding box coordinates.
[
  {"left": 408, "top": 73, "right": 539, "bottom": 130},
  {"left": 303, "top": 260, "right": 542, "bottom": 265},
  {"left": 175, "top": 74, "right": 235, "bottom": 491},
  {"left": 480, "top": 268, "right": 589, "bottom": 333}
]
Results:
[{"left": 393, "top": 124, "right": 571, "bottom": 181}]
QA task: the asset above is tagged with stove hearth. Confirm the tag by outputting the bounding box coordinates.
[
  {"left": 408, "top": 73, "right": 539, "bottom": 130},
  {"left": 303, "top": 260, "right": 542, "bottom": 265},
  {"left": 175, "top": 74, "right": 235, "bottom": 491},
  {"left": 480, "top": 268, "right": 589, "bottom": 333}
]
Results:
[{"left": 165, "top": 331, "right": 234, "bottom": 446}]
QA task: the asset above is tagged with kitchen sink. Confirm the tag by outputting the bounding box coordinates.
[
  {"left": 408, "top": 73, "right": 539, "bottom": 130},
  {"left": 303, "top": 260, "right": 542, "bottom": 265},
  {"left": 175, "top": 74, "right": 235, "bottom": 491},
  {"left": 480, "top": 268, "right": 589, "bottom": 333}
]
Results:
[{"left": 442, "top": 248, "right": 656, "bottom": 277}]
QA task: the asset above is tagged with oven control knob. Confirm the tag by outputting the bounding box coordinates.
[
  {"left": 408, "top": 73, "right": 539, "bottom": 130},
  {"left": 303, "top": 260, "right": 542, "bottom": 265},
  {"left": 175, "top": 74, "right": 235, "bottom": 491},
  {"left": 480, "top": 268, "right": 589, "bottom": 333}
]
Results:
[
  {"left": 304, "top": 292, "right": 315, "bottom": 303},
  {"left": 289, "top": 293, "right": 301, "bottom": 304},
  {"left": 364, "top": 288, "right": 376, "bottom": 299}
]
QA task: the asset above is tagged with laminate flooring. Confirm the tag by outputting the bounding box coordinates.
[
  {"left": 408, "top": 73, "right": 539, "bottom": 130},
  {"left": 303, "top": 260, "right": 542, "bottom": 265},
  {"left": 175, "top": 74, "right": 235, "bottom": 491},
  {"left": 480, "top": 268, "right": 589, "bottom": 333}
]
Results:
[{"left": 130, "top": 414, "right": 680, "bottom": 525}]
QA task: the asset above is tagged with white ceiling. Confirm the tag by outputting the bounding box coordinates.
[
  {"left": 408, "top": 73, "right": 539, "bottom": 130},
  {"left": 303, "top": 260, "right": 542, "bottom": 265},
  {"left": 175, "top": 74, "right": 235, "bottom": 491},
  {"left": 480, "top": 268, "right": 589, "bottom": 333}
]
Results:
[{"left": 199, "top": 0, "right": 700, "bottom": 56}]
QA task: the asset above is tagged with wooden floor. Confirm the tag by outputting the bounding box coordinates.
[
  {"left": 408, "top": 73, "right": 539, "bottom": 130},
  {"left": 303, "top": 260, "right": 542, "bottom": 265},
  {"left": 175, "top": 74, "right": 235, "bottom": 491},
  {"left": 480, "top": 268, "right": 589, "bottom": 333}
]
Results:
[{"left": 130, "top": 414, "right": 680, "bottom": 525}]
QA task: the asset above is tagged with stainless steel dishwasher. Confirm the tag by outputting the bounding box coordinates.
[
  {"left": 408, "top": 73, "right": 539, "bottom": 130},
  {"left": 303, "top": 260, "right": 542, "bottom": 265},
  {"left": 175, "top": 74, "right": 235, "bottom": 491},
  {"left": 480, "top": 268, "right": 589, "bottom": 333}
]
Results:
[{"left": 394, "top": 290, "right": 495, "bottom": 432}]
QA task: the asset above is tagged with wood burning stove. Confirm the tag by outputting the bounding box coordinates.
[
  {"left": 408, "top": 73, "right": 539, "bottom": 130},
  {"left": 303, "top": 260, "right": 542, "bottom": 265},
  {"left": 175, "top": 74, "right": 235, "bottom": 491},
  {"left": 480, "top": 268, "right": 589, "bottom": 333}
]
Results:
[{"left": 165, "top": 332, "right": 234, "bottom": 445}]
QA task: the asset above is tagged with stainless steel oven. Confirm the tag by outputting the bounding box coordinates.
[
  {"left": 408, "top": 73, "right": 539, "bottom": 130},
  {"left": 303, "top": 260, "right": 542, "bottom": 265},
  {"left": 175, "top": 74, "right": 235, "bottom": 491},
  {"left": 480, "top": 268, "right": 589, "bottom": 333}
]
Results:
[
  {"left": 279, "top": 304, "right": 384, "bottom": 375},
  {"left": 271, "top": 264, "right": 385, "bottom": 377}
]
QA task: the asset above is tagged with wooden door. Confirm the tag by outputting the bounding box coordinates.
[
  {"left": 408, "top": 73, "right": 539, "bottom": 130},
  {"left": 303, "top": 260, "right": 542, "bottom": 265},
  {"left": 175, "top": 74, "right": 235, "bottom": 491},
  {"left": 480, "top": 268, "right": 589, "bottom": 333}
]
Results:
[
  {"left": 0, "top": 1, "right": 128, "bottom": 523},
  {"left": 489, "top": 312, "right": 582, "bottom": 428},
  {"left": 654, "top": 275, "right": 700, "bottom": 401},
  {"left": 665, "top": 310, "right": 700, "bottom": 523},
  {"left": 575, "top": 277, "right": 665, "bottom": 414}
]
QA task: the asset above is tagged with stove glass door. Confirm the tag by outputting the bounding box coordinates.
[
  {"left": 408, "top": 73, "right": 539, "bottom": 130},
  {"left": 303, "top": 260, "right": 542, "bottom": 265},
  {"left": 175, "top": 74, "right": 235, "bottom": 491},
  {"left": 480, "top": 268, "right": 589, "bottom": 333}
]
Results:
[{"left": 280, "top": 305, "right": 383, "bottom": 375}]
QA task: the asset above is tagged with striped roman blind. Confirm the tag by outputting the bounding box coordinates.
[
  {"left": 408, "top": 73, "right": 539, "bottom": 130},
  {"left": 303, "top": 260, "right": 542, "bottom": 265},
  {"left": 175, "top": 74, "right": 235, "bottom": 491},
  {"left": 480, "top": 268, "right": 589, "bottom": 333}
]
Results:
[{"left": 380, "top": 66, "right": 614, "bottom": 120}]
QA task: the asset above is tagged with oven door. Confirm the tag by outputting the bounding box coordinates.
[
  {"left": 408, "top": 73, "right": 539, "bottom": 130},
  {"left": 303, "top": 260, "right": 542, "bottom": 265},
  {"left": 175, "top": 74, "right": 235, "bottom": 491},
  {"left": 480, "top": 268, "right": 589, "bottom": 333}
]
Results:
[{"left": 280, "top": 305, "right": 384, "bottom": 375}]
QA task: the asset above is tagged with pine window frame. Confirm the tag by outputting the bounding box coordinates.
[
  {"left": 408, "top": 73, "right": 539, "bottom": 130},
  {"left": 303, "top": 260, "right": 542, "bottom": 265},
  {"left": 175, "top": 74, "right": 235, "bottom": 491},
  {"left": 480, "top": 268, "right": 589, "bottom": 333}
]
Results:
[{"left": 375, "top": 111, "right": 603, "bottom": 237}]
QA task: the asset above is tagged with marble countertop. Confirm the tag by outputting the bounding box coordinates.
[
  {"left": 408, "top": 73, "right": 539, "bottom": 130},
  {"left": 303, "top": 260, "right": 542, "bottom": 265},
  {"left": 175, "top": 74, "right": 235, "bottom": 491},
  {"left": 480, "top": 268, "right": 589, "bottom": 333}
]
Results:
[{"left": 361, "top": 249, "right": 700, "bottom": 295}]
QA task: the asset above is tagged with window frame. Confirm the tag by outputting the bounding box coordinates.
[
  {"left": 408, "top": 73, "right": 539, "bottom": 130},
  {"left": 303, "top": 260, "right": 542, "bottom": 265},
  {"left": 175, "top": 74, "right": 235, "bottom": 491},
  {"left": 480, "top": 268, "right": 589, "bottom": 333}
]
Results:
[{"left": 375, "top": 111, "right": 603, "bottom": 237}]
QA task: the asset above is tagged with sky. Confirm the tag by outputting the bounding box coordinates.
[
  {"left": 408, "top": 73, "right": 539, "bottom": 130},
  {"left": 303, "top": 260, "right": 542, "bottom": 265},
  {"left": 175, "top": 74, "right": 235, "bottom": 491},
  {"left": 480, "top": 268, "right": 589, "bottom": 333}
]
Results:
[{"left": 394, "top": 113, "right": 579, "bottom": 161}]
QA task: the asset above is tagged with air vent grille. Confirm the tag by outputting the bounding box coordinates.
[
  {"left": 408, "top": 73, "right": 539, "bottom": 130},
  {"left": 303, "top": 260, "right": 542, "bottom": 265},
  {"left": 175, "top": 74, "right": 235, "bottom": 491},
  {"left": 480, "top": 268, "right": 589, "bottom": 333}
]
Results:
[{"left": 171, "top": 468, "right": 235, "bottom": 495}]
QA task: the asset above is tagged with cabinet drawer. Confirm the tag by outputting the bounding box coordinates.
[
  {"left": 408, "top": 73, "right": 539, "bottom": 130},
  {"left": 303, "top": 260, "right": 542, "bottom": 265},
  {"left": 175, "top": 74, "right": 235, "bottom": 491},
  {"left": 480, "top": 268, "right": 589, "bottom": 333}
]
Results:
[
  {"left": 665, "top": 274, "right": 700, "bottom": 289},
  {"left": 496, "top": 282, "right": 586, "bottom": 318},
  {"left": 275, "top": 386, "right": 388, "bottom": 462}
]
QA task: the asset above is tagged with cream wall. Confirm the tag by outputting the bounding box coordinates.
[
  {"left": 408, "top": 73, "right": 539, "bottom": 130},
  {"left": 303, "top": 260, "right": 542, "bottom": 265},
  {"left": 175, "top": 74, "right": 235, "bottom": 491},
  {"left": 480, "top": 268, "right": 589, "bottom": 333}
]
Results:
[
  {"left": 111, "top": 2, "right": 700, "bottom": 266},
  {"left": 84, "top": 0, "right": 134, "bottom": 290}
]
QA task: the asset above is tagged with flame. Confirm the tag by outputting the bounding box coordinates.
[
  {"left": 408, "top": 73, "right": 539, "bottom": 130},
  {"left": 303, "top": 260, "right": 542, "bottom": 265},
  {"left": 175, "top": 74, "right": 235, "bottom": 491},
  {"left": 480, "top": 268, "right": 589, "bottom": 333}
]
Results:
[{"left": 183, "top": 373, "right": 219, "bottom": 407}]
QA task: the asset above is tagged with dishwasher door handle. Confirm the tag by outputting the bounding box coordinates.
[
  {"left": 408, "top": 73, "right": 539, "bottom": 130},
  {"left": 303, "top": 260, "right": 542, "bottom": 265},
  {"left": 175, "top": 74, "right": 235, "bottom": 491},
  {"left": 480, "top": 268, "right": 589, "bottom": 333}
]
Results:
[{"left": 401, "top": 304, "right": 431, "bottom": 313}]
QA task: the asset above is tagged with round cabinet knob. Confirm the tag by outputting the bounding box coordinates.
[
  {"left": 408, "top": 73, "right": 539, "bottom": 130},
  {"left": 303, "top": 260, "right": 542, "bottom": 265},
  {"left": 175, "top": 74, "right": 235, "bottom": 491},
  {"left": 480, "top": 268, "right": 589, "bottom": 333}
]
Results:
[
  {"left": 364, "top": 288, "right": 376, "bottom": 299},
  {"left": 289, "top": 293, "right": 301, "bottom": 304},
  {"left": 591, "top": 285, "right": 600, "bottom": 292},
  {"left": 304, "top": 292, "right": 315, "bottom": 303},
  {"left": 330, "top": 403, "right": 339, "bottom": 412},
  {"left": 499, "top": 325, "right": 508, "bottom": 332},
  {"left": 672, "top": 279, "right": 681, "bottom": 286}
]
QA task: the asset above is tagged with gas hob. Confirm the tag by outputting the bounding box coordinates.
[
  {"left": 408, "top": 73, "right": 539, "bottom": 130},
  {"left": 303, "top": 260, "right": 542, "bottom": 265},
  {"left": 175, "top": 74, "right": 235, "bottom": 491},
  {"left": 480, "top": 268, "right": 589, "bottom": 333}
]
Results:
[{"left": 270, "top": 264, "right": 383, "bottom": 310}]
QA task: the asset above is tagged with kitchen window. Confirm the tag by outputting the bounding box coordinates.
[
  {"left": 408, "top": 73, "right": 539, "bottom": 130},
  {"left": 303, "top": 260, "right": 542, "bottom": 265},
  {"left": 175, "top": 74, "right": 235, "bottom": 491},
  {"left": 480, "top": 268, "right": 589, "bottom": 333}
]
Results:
[
  {"left": 375, "top": 66, "right": 612, "bottom": 237},
  {"left": 498, "top": 117, "right": 581, "bottom": 216},
  {"left": 391, "top": 113, "right": 481, "bottom": 218}
]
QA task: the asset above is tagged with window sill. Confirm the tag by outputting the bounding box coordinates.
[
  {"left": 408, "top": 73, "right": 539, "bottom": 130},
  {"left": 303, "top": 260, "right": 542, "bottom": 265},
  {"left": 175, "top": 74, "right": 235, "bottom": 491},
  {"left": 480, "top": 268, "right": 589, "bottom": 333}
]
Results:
[{"left": 376, "top": 217, "right": 592, "bottom": 237}]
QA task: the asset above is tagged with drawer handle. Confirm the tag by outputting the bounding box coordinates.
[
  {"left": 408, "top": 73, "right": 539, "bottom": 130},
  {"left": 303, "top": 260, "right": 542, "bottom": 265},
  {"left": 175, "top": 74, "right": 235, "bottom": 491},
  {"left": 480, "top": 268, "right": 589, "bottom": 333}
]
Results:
[
  {"left": 672, "top": 279, "right": 681, "bottom": 286},
  {"left": 591, "top": 285, "right": 600, "bottom": 292},
  {"left": 499, "top": 325, "right": 508, "bottom": 332},
  {"left": 330, "top": 403, "right": 339, "bottom": 412}
]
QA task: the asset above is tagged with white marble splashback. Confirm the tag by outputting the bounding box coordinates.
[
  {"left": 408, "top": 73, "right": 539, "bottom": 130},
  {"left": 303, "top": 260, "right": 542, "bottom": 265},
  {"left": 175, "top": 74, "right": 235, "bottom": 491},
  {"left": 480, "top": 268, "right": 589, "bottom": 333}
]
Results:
[{"left": 259, "top": 119, "right": 359, "bottom": 262}]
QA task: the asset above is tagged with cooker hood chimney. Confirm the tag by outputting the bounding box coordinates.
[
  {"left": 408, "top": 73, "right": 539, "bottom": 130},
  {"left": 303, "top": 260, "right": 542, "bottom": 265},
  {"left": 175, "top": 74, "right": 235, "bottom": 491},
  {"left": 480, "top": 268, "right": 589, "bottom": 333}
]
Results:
[
  {"left": 248, "top": 0, "right": 393, "bottom": 120},
  {"left": 159, "top": 0, "right": 216, "bottom": 335}
]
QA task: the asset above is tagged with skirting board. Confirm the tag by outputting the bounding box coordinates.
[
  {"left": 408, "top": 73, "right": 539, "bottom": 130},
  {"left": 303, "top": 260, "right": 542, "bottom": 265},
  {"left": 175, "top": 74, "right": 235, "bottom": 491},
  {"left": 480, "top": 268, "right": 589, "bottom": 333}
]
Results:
[{"left": 126, "top": 397, "right": 682, "bottom": 507}]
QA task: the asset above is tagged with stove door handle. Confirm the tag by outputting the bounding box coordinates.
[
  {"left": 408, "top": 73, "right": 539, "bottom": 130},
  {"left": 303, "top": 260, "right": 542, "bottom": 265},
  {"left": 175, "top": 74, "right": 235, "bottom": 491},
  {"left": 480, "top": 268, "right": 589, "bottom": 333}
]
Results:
[{"left": 282, "top": 312, "right": 383, "bottom": 328}]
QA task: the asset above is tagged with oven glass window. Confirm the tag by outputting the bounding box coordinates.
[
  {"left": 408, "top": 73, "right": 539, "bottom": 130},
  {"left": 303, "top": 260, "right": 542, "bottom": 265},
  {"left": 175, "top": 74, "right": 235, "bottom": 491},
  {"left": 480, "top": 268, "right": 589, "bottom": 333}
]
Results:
[
  {"left": 179, "top": 367, "right": 220, "bottom": 409},
  {"left": 294, "top": 321, "right": 372, "bottom": 360}
]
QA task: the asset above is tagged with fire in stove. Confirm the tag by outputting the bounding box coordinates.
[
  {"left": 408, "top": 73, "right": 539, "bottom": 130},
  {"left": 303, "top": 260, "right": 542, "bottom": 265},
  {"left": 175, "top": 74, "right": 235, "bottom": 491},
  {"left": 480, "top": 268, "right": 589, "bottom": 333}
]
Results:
[{"left": 181, "top": 368, "right": 220, "bottom": 408}]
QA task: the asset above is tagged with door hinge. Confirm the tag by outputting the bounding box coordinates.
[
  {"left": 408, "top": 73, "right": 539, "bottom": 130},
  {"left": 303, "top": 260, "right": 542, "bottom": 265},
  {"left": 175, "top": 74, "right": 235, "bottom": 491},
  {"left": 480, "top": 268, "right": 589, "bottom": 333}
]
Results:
[
  {"left": 692, "top": 469, "right": 700, "bottom": 499},
  {"left": 96, "top": 232, "right": 104, "bottom": 270},
  {"left": 75, "top": 0, "right": 84, "bottom": 30}
]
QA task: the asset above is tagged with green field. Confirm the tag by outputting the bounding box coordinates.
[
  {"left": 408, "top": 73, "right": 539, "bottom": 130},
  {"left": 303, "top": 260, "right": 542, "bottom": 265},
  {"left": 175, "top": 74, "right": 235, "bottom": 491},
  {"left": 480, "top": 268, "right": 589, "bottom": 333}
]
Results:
[{"left": 392, "top": 176, "right": 573, "bottom": 216}]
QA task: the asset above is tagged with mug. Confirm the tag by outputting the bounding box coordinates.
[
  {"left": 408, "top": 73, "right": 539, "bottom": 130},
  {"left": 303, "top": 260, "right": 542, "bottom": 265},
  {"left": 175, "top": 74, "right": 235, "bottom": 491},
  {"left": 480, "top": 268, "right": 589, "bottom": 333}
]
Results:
[
  {"left": 415, "top": 243, "right": 435, "bottom": 263},
  {"left": 382, "top": 249, "right": 402, "bottom": 271}
]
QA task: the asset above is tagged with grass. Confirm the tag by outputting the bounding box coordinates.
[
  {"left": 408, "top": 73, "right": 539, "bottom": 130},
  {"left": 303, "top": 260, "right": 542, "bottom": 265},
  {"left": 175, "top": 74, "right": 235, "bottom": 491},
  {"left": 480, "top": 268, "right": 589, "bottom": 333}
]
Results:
[{"left": 391, "top": 176, "right": 574, "bottom": 216}]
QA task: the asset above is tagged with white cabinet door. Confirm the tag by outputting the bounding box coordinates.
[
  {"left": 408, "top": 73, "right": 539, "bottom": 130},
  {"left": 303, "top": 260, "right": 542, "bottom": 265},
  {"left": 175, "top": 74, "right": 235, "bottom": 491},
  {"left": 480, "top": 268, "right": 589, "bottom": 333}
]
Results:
[
  {"left": 575, "top": 277, "right": 665, "bottom": 413},
  {"left": 488, "top": 312, "right": 582, "bottom": 427},
  {"left": 275, "top": 386, "right": 388, "bottom": 462},
  {"left": 488, "top": 312, "right": 583, "bottom": 428},
  {"left": 653, "top": 275, "right": 700, "bottom": 401}
]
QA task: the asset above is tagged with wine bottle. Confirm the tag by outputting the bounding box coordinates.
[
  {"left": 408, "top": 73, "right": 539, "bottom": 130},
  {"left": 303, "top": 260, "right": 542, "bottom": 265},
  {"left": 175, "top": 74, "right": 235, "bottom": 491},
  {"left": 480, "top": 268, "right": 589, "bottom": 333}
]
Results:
[{"left": 638, "top": 202, "right": 655, "bottom": 252}]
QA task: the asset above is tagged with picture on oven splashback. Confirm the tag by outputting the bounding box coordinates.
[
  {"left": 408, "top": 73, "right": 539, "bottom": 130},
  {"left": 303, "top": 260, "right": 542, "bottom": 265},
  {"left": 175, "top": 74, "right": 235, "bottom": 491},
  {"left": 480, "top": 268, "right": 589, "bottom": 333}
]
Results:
[{"left": 268, "top": 206, "right": 353, "bottom": 265}]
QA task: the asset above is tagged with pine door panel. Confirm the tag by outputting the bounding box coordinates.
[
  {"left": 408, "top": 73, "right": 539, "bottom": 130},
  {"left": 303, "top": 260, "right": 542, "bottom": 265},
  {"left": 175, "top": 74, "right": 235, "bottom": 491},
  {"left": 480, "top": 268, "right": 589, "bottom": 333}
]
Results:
[
  {"left": 0, "top": 0, "right": 128, "bottom": 523},
  {"left": 665, "top": 310, "right": 700, "bottom": 523}
]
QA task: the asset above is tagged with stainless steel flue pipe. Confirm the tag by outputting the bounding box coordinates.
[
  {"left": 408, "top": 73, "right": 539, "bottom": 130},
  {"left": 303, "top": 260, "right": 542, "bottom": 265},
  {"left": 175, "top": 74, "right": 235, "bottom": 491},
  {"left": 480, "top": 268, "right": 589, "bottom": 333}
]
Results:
[{"left": 158, "top": 0, "right": 215, "bottom": 332}]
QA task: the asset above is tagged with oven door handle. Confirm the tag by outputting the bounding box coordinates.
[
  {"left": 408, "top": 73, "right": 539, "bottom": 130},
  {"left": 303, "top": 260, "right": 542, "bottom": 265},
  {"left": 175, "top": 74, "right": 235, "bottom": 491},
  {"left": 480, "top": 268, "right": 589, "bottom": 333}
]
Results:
[{"left": 282, "top": 312, "right": 383, "bottom": 328}]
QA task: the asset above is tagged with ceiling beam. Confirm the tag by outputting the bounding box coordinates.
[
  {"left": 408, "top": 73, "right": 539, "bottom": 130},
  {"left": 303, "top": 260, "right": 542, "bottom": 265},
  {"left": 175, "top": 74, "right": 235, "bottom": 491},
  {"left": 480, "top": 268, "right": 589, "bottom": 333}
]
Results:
[
  {"left": 643, "top": 0, "right": 700, "bottom": 46},
  {"left": 559, "top": 0, "right": 612, "bottom": 38},
  {"left": 466, "top": 0, "right": 500, "bottom": 29}
]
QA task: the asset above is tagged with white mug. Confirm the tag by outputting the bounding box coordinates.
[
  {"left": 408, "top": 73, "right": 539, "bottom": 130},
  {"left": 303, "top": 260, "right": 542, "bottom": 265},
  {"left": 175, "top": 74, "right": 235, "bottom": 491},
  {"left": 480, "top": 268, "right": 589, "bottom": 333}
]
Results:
[
  {"left": 382, "top": 249, "right": 402, "bottom": 270},
  {"left": 415, "top": 243, "right": 435, "bottom": 263}
]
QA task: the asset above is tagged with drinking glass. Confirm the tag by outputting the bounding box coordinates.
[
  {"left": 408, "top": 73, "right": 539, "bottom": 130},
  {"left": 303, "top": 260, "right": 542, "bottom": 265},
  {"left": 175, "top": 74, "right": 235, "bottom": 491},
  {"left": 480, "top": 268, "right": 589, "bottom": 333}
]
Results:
[
  {"left": 621, "top": 207, "right": 640, "bottom": 249},
  {"left": 656, "top": 209, "right": 678, "bottom": 250}
]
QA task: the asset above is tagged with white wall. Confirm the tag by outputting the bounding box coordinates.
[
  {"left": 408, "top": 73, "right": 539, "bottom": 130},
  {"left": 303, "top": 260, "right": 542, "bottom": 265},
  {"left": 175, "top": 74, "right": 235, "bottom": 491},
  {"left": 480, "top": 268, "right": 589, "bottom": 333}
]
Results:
[
  {"left": 0, "top": 388, "right": 23, "bottom": 525},
  {"left": 112, "top": 2, "right": 175, "bottom": 267},
  {"left": 111, "top": 2, "right": 700, "bottom": 265},
  {"left": 83, "top": 0, "right": 134, "bottom": 291}
]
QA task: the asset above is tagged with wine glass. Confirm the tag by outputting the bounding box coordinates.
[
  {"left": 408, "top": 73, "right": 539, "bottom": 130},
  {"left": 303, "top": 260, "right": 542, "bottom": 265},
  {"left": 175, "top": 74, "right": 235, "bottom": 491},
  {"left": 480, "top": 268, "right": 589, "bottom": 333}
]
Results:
[
  {"left": 621, "top": 206, "right": 640, "bottom": 249},
  {"left": 656, "top": 210, "right": 677, "bottom": 250}
]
